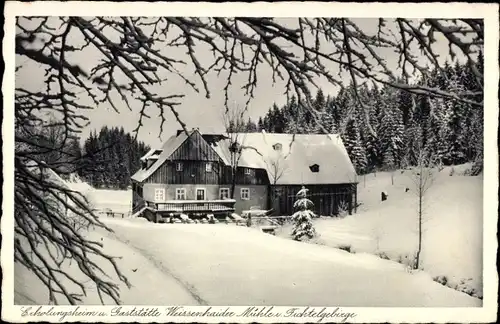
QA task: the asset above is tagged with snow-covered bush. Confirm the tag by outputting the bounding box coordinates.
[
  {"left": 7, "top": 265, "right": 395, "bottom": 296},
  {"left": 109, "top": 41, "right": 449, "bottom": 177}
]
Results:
[
  {"left": 337, "top": 244, "right": 354, "bottom": 253},
  {"left": 375, "top": 251, "right": 390, "bottom": 260},
  {"left": 433, "top": 275, "right": 449, "bottom": 286},
  {"left": 454, "top": 278, "right": 478, "bottom": 296},
  {"left": 470, "top": 160, "right": 483, "bottom": 176},
  {"left": 291, "top": 186, "right": 317, "bottom": 241}
]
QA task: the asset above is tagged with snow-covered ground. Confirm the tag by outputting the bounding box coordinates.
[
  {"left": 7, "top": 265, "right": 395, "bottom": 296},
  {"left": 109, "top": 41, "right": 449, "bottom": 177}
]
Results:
[
  {"left": 15, "top": 217, "right": 481, "bottom": 307},
  {"left": 86, "top": 189, "right": 132, "bottom": 214},
  {"left": 15, "top": 221, "right": 199, "bottom": 306},
  {"left": 276, "top": 164, "right": 483, "bottom": 299},
  {"left": 14, "top": 166, "right": 483, "bottom": 306}
]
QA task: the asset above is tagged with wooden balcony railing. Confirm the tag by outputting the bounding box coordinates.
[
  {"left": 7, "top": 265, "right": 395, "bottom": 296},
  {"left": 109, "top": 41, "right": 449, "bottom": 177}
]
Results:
[{"left": 145, "top": 199, "right": 236, "bottom": 215}]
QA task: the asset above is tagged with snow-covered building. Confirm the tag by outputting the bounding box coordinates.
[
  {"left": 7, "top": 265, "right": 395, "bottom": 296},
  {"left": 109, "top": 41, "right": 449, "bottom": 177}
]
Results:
[{"left": 131, "top": 129, "right": 358, "bottom": 220}]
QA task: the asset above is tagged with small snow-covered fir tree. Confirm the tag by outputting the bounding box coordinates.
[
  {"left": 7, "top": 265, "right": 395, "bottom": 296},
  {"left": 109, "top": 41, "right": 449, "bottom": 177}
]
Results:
[{"left": 291, "top": 186, "right": 317, "bottom": 241}]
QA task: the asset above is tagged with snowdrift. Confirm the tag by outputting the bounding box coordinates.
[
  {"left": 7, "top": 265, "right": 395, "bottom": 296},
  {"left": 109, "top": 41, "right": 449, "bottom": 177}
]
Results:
[{"left": 277, "top": 164, "right": 483, "bottom": 299}]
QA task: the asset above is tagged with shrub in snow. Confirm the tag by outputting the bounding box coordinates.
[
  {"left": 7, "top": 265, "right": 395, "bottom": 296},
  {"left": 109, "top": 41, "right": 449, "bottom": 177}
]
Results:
[
  {"left": 398, "top": 253, "right": 419, "bottom": 270},
  {"left": 470, "top": 160, "right": 483, "bottom": 176},
  {"left": 455, "top": 278, "right": 477, "bottom": 295},
  {"left": 291, "top": 186, "right": 317, "bottom": 241},
  {"left": 337, "top": 244, "right": 353, "bottom": 253},
  {"left": 433, "top": 275, "right": 448, "bottom": 286},
  {"left": 376, "top": 251, "right": 390, "bottom": 260}
]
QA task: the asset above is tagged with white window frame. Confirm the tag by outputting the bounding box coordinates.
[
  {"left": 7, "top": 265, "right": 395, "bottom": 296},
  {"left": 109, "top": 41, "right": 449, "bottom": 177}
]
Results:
[
  {"left": 219, "top": 188, "right": 230, "bottom": 200},
  {"left": 205, "top": 162, "right": 213, "bottom": 172},
  {"left": 240, "top": 188, "right": 250, "bottom": 200},
  {"left": 154, "top": 188, "right": 166, "bottom": 202},
  {"left": 175, "top": 188, "right": 186, "bottom": 200},
  {"left": 244, "top": 168, "right": 252, "bottom": 175},
  {"left": 195, "top": 188, "right": 206, "bottom": 201},
  {"left": 176, "top": 162, "right": 183, "bottom": 172}
]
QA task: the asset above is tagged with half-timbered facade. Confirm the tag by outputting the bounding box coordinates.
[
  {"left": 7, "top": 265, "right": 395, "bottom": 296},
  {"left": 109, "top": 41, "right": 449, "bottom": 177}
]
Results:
[{"left": 131, "top": 129, "right": 358, "bottom": 219}]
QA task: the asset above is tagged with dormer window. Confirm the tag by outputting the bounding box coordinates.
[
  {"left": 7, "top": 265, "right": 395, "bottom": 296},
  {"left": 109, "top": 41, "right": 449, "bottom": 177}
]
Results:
[
  {"left": 244, "top": 168, "right": 252, "bottom": 175},
  {"left": 146, "top": 159, "right": 156, "bottom": 169},
  {"left": 176, "top": 162, "right": 183, "bottom": 172},
  {"left": 309, "top": 164, "right": 320, "bottom": 173},
  {"left": 273, "top": 143, "right": 282, "bottom": 151}
]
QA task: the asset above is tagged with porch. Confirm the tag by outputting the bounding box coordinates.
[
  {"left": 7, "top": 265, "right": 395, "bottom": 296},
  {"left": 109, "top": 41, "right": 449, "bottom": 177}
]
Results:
[{"left": 141, "top": 199, "right": 237, "bottom": 222}]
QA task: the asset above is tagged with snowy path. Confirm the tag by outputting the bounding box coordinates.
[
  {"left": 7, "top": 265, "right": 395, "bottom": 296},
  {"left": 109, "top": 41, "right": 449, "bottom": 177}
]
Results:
[
  {"left": 104, "top": 228, "right": 208, "bottom": 305},
  {"left": 102, "top": 218, "right": 481, "bottom": 307},
  {"left": 15, "top": 225, "right": 201, "bottom": 305}
]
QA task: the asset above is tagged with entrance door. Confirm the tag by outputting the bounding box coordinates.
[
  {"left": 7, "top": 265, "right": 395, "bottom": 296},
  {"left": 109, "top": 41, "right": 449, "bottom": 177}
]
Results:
[{"left": 196, "top": 188, "right": 206, "bottom": 201}]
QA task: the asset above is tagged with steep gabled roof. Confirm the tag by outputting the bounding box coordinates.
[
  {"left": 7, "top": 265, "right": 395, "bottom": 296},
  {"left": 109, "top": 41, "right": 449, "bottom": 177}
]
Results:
[
  {"left": 131, "top": 130, "right": 194, "bottom": 182},
  {"left": 132, "top": 130, "right": 358, "bottom": 185},
  {"left": 204, "top": 132, "right": 358, "bottom": 185}
]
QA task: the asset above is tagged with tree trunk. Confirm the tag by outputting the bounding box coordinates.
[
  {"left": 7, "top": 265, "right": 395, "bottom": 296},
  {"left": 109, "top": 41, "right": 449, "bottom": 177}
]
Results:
[
  {"left": 416, "top": 174, "right": 423, "bottom": 270},
  {"left": 230, "top": 166, "right": 236, "bottom": 199}
]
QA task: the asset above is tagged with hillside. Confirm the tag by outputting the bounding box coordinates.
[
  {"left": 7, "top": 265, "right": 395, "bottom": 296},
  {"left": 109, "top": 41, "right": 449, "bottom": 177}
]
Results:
[{"left": 277, "top": 164, "right": 483, "bottom": 299}]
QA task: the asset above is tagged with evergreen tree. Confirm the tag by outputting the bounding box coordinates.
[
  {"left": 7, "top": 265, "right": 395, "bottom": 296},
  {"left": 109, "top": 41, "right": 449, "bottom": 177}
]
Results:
[
  {"left": 284, "top": 96, "right": 302, "bottom": 134},
  {"left": 325, "top": 95, "right": 342, "bottom": 133},
  {"left": 379, "top": 88, "right": 404, "bottom": 169},
  {"left": 402, "top": 123, "right": 423, "bottom": 167},
  {"left": 65, "top": 137, "right": 83, "bottom": 175},
  {"left": 311, "top": 89, "right": 328, "bottom": 133},
  {"left": 80, "top": 126, "right": 150, "bottom": 188},
  {"left": 291, "top": 186, "right": 317, "bottom": 241},
  {"left": 270, "top": 104, "right": 286, "bottom": 133},
  {"left": 441, "top": 67, "right": 468, "bottom": 165},
  {"left": 397, "top": 88, "right": 414, "bottom": 127},
  {"left": 362, "top": 87, "right": 383, "bottom": 170},
  {"left": 342, "top": 119, "right": 367, "bottom": 174},
  {"left": 245, "top": 118, "right": 258, "bottom": 132},
  {"left": 254, "top": 56, "right": 482, "bottom": 171},
  {"left": 257, "top": 117, "right": 264, "bottom": 131}
]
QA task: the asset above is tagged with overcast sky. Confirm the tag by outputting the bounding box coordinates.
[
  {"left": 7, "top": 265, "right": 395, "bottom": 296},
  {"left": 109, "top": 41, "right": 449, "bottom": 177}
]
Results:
[{"left": 16, "top": 17, "right": 457, "bottom": 149}]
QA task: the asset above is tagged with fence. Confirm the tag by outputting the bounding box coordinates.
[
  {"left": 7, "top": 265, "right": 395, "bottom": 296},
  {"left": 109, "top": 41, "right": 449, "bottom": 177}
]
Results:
[{"left": 146, "top": 199, "right": 236, "bottom": 215}]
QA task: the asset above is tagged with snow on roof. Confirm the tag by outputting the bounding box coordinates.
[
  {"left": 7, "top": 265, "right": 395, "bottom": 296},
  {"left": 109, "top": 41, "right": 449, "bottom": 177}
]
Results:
[
  {"left": 132, "top": 131, "right": 357, "bottom": 185},
  {"left": 204, "top": 133, "right": 357, "bottom": 185},
  {"left": 131, "top": 130, "right": 195, "bottom": 182},
  {"left": 140, "top": 148, "right": 163, "bottom": 161}
]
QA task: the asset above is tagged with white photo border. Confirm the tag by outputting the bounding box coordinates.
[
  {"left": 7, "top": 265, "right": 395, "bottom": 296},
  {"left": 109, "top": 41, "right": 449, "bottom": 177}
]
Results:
[{"left": 2, "top": 1, "right": 498, "bottom": 323}]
